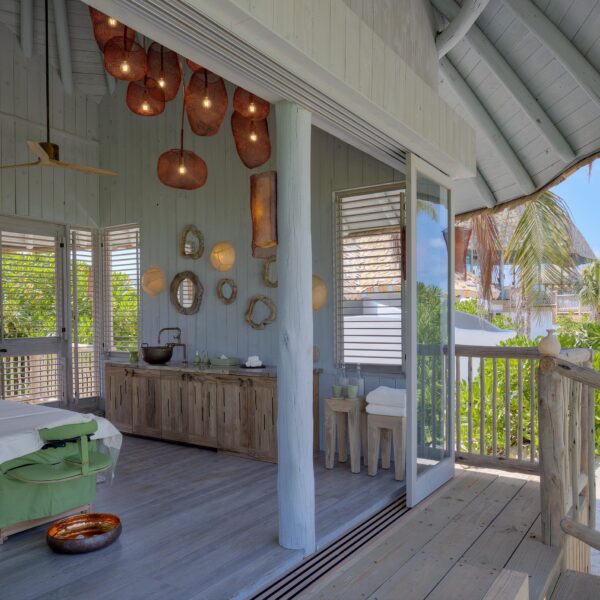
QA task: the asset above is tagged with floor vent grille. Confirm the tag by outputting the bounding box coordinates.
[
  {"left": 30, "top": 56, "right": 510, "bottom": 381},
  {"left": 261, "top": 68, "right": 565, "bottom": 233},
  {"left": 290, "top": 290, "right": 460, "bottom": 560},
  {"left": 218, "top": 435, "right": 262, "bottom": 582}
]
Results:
[{"left": 250, "top": 494, "right": 409, "bottom": 600}]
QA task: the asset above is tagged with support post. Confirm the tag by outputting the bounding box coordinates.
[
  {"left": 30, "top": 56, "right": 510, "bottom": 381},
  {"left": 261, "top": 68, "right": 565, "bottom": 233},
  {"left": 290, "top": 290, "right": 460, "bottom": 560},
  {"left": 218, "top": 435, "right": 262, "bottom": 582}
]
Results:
[
  {"left": 276, "top": 100, "right": 316, "bottom": 554},
  {"left": 538, "top": 357, "right": 566, "bottom": 548}
]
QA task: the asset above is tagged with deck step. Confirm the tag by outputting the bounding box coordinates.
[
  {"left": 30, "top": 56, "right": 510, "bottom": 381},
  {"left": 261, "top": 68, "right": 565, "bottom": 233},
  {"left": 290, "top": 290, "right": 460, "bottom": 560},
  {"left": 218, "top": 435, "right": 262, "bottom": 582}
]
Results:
[
  {"left": 551, "top": 570, "right": 600, "bottom": 599},
  {"left": 249, "top": 494, "right": 409, "bottom": 600}
]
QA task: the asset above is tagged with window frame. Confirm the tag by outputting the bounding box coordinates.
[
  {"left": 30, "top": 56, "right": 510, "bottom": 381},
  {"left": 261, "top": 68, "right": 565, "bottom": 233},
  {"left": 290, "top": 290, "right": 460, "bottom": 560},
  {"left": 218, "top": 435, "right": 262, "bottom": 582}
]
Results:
[{"left": 333, "top": 181, "right": 406, "bottom": 376}]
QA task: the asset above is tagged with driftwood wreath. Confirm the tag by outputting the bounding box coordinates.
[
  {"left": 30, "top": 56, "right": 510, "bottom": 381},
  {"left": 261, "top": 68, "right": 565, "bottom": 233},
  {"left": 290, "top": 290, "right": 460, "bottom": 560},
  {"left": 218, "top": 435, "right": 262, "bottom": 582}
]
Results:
[
  {"left": 179, "top": 224, "right": 204, "bottom": 259},
  {"left": 245, "top": 295, "right": 277, "bottom": 330},
  {"left": 170, "top": 271, "right": 203, "bottom": 315},
  {"left": 262, "top": 256, "right": 278, "bottom": 288},
  {"left": 216, "top": 278, "right": 237, "bottom": 304}
]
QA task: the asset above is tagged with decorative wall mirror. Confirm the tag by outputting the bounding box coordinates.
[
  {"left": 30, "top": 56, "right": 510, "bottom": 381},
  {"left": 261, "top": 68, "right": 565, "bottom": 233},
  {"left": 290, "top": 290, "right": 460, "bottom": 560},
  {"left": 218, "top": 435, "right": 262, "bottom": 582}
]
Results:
[
  {"left": 170, "top": 271, "right": 203, "bottom": 315},
  {"left": 245, "top": 295, "right": 277, "bottom": 330},
  {"left": 179, "top": 225, "right": 204, "bottom": 259},
  {"left": 216, "top": 278, "right": 237, "bottom": 305},
  {"left": 262, "top": 256, "right": 278, "bottom": 288}
]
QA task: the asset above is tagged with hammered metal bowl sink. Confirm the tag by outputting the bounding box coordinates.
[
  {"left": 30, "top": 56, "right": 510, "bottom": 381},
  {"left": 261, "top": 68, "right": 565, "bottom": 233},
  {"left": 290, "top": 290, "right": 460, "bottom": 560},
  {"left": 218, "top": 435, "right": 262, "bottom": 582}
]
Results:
[
  {"left": 47, "top": 513, "right": 122, "bottom": 554},
  {"left": 141, "top": 344, "right": 173, "bottom": 364}
]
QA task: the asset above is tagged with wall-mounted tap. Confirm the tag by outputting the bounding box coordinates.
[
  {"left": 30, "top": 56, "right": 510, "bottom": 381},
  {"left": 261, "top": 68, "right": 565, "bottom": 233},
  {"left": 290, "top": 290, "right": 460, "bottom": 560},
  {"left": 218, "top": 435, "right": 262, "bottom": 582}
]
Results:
[{"left": 158, "top": 327, "right": 187, "bottom": 364}]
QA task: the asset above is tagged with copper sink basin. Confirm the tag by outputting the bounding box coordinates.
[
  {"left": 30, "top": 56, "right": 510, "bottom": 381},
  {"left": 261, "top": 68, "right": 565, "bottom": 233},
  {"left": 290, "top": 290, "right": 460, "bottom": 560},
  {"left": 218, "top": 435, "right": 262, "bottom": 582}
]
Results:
[
  {"left": 47, "top": 513, "right": 122, "bottom": 554},
  {"left": 141, "top": 343, "right": 173, "bottom": 364}
]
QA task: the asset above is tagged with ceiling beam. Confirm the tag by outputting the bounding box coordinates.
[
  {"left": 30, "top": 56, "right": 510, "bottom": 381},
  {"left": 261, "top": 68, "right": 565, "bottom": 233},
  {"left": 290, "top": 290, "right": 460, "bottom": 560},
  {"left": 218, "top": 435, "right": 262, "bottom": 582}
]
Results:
[
  {"left": 433, "top": 0, "right": 575, "bottom": 164},
  {"left": 52, "top": 0, "right": 74, "bottom": 95},
  {"left": 474, "top": 168, "right": 496, "bottom": 208},
  {"left": 503, "top": 0, "right": 600, "bottom": 109},
  {"left": 436, "top": 0, "right": 490, "bottom": 58},
  {"left": 20, "top": 0, "right": 33, "bottom": 58},
  {"left": 440, "top": 56, "right": 535, "bottom": 195}
]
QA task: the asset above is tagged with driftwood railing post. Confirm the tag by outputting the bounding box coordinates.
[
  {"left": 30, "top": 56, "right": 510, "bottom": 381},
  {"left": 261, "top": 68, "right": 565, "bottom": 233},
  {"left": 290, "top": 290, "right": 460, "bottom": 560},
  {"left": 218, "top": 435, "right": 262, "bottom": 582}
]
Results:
[{"left": 538, "top": 356, "right": 566, "bottom": 547}]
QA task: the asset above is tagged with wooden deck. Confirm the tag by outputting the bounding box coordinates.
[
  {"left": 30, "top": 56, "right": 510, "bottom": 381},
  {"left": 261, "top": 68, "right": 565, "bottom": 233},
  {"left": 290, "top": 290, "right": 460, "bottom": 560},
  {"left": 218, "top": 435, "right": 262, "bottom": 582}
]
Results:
[
  {"left": 0, "top": 436, "right": 402, "bottom": 600},
  {"left": 300, "top": 466, "right": 565, "bottom": 600}
]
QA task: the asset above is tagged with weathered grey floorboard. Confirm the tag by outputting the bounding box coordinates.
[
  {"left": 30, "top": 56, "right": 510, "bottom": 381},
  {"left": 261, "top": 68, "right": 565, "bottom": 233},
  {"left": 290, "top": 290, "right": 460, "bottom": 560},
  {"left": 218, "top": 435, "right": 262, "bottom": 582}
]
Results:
[{"left": 0, "top": 436, "right": 402, "bottom": 600}]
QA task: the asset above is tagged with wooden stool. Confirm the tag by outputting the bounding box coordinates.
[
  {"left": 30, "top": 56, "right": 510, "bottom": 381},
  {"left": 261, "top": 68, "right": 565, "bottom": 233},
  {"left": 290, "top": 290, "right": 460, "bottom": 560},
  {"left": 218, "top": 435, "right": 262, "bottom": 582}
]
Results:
[
  {"left": 367, "top": 413, "right": 406, "bottom": 481},
  {"left": 325, "top": 397, "right": 367, "bottom": 474}
]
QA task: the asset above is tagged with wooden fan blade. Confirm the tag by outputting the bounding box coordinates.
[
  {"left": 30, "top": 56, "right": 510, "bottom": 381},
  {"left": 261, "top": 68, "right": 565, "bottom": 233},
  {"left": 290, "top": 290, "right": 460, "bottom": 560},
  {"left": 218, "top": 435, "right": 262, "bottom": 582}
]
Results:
[
  {"left": 0, "top": 159, "right": 41, "bottom": 169},
  {"left": 26, "top": 140, "right": 51, "bottom": 164},
  {"left": 50, "top": 159, "right": 117, "bottom": 177}
]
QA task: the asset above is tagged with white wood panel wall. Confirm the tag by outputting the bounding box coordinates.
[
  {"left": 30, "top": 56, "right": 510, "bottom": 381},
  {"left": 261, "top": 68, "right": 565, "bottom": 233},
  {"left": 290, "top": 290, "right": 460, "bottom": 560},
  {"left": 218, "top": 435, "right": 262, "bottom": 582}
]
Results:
[{"left": 0, "top": 23, "right": 100, "bottom": 227}]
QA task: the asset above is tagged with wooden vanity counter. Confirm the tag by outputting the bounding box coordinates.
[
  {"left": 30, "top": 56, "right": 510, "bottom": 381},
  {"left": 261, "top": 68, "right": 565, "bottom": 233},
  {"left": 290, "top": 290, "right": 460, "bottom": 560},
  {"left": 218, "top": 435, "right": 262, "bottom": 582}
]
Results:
[{"left": 105, "top": 362, "right": 320, "bottom": 463}]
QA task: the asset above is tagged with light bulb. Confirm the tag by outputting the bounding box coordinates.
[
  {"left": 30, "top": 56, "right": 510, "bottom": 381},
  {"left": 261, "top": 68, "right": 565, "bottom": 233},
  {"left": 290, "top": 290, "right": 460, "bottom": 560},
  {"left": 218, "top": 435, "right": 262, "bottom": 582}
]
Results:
[
  {"left": 158, "top": 77, "right": 166, "bottom": 89},
  {"left": 202, "top": 94, "right": 212, "bottom": 109},
  {"left": 120, "top": 61, "right": 130, "bottom": 74},
  {"left": 178, "top": 163, "right": 187, "bottom": 175},
  {"left": 141, "top": 100, "right": 150, "bottom": 112},
  {"left": 108, "top": 17, "right": 118, "bottom": 27},
  {"left": 248, "top": 102, "right": 257, "bottom": 114},
  {"left": 249, "top": 131, "right": 258, "bottom": 143}
]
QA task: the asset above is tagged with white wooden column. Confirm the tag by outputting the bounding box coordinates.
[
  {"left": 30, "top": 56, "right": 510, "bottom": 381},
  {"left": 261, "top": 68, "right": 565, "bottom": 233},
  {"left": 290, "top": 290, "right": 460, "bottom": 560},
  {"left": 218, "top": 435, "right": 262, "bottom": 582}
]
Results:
[{"left": 276, "top": 100, "right": 316, "bottom": 553}]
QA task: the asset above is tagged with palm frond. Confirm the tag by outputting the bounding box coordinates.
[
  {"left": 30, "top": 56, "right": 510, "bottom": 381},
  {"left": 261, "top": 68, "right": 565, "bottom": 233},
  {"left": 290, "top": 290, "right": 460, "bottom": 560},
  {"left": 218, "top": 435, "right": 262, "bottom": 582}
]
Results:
[
  {"left": 472, "top": 214, "right": 501, "bottom": 302},
  {"left": 505, "top": 191, "right": 576, "bottom": 304}
]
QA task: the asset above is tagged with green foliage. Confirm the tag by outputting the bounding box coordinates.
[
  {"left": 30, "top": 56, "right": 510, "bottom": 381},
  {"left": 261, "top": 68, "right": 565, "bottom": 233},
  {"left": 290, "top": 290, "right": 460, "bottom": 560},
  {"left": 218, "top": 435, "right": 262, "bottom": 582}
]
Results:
[
  {"left": 578, "top": 260, "right": 600, "bottom": 319},
  {"left": 456, "top": 298, "right": 515, "bottom": 330},
  {"left": 490, "top": 314, "right": 515, "bottom": 331}
]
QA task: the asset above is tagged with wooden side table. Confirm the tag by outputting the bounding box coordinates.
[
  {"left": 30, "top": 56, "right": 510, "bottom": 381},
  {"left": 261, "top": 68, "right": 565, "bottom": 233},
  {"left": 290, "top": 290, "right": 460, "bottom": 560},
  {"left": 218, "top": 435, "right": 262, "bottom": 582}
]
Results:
[{"left": 324, "top": 397, "right": 367, "bottom": 474}]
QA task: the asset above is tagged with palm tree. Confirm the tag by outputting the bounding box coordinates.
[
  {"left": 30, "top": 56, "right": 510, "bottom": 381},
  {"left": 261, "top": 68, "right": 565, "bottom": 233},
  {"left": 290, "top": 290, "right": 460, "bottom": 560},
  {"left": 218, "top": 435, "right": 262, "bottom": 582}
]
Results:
[{"left": 578, "top": 259, "right": 600, "bottom": 322}]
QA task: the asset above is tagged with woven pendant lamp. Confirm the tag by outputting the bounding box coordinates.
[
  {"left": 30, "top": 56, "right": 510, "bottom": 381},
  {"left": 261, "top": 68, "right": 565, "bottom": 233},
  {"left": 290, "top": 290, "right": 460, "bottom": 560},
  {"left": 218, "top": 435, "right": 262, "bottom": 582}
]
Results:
[
  {"left": 185, "top": 67, "right": 228, "bottom": 137},
  {"left": 146, "top": 43, "right": 181, "bottom": 102},
  {"left": 126, "top": 76, "right": 165, "bottom": 116},
  {"left": 233, "top": 87, "right": 270, "bottom": 120},
  {"left": 186, "top": 58, "right": 203, "bottom": 72},
  {"left": 231, "top": 112, "right": 271, "bottom": 169},
  {"left": 158, "top": 79, "right": 207, "bottom": 190},
  {"left": 88, "top": 7, "right": 134, "bottom": 51},
  {"left": 104, "top": 26, "right": 146, "bottom": 81}
]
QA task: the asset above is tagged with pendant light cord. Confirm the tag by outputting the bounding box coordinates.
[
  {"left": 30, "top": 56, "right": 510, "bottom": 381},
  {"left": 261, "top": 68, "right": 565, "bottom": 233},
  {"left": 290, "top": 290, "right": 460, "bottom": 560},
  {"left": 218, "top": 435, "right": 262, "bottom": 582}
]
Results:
[
  {"left": 45, "top": 0, "right": 50, "bottom": 144},
  {"left": 179, "top": 58, "right": 185, "bottom": 156}
]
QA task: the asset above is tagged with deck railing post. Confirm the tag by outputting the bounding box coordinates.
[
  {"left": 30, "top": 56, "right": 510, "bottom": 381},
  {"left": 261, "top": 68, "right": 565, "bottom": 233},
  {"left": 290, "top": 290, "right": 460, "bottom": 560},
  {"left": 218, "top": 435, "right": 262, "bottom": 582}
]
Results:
[
  {"left": 538, "top": 356, "right": 566, "bottom": 547},
  {"left": 275, "top": 100, "right": 316, "bottom": 554}
]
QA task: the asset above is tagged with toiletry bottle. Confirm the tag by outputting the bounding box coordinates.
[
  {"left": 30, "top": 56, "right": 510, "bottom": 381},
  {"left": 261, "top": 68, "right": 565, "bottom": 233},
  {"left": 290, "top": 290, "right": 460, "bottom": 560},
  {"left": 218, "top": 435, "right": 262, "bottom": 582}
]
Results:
[
  {"left": 193, "top": 351, "right": 201, "bottom": 366},
  {"left": 356, "top": 363, "right": 365, "bottom": 397},
  {"left": 340, "top": 364, "right": 349, "bottom": 397}
]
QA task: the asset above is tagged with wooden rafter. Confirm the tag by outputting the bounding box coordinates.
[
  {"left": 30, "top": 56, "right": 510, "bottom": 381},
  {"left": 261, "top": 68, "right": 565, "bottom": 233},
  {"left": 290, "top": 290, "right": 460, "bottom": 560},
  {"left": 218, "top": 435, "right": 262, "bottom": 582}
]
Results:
[
  {"left": 433, "top": 0, "right": 575, "bottom": 164},
  {"left": 52, "top": 0, "right": 74, "bottom": 95},
  {"left": 439, "top": 56, "right": 535, "bottom": 195},
  {"left": 436, "top": 0, "right": 490, "bottom": 58},
  {"left": 20, "top": 0, "right": 33, "bottom": 58},
  {"left": 504, "top": 0, "right": 600, "bottom": 109}
]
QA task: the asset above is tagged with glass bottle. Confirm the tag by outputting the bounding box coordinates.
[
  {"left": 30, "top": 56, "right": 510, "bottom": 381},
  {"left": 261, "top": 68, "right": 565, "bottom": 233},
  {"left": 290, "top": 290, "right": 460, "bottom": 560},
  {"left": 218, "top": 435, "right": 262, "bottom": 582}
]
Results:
[
  {"left": 355, "top": 363, "right": 365, "bottom": 397},
  {"left": 339, "top": 364, "right": 349, "bottom": 397}
]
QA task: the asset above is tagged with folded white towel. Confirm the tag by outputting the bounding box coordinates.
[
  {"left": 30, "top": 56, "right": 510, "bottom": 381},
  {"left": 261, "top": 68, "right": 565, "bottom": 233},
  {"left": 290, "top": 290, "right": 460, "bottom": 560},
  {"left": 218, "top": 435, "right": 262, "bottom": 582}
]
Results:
[
  {"left": 366, "top": 386, "right": 406, "bottom": 409},
  {"left": 366, "top": 403, "right": 406, "bottom": 418},
  {"left": 246, "top": 355, "right": 262, "bottom": 367}
]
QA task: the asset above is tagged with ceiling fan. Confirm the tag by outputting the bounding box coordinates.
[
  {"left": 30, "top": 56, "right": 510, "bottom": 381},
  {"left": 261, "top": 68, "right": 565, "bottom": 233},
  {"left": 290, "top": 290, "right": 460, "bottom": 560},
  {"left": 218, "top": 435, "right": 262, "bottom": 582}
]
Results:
[{"left": 0, "top": 0, "right": 117, "bottom": 177}]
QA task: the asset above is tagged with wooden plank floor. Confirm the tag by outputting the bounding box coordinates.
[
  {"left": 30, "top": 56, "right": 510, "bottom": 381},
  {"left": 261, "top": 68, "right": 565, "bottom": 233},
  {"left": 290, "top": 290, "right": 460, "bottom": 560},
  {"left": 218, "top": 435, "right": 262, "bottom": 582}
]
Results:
[
  {"left": 0, "top": 436, "right": 402, "bottom": 600},
  {"left": 300, "top": 466, "right": 562, "bottom": 600}
]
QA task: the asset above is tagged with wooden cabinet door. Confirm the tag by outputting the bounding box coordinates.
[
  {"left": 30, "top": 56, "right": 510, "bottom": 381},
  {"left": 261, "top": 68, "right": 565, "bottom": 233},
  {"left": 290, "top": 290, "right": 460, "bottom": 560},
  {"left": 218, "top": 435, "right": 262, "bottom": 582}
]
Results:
[
  {"left": 161, "top": 373, "right": 188, "bottom": 442},
  {"left": 131, "top": 370, "right": 162, "bottom": 437},
  {"left": 187, "top": 376, "right": 218, "bottom": 447},
  {"left": 105, "top": 367, "right": 133, "bottom": 433},
  {"left": 248, "top": 378, "right": 277, "bottom": 462},
  {"left": 217, "top": 378, "right": 249, "bottom": 454}
]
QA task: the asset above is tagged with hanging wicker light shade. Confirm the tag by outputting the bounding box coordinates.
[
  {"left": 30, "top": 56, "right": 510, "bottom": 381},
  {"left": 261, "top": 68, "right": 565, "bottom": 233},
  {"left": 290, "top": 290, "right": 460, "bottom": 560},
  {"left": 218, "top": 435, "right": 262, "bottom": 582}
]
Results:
[
  {"left": 231, "top": 112, "right": 271, "bottom": 169},
  {"left": 88, "top": 7, "right": 134, "bottom": 51},
  {"left": 146, "top": 43, "right": 181, "bottom": 102},
  {"left": 186, "top": 58, "right": 203, "bottom": 72},
  {"left": 233, "top": 87, "right": 270, "bottom": 120},
  {"left": 104, "top": 27, "right": 147, "bottom": 81},
  {"left": 185, "top": 68, "right": 228, "bottom": 136},
  {"left": 126, "top": 76, "right": 165, "bottom": 116},
  {"left": 157, "top": 79, "right": 207, "bottom": 190}
]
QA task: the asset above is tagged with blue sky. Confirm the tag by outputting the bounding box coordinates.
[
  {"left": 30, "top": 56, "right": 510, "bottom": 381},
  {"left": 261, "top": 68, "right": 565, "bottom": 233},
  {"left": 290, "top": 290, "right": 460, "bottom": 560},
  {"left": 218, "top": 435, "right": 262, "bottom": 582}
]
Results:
[{"left": 551, "top": 158, "right": 600, "bottom": 258}]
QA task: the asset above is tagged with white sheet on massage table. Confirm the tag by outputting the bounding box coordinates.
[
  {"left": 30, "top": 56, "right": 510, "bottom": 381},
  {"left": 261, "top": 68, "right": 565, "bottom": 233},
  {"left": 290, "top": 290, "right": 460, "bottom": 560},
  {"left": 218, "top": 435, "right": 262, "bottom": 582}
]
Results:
[{"left": 0, "top": 400, "right": 122, "bottom": 464}]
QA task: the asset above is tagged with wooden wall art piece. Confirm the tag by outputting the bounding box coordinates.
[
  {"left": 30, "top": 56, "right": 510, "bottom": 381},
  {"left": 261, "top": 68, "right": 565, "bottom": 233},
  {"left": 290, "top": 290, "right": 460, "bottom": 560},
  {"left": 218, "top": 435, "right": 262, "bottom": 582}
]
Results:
[
  {"left": 262, "top": 256, "right": 278, "bottom": 288},
  {"left": 312, "top": 275, "right": 328, "bottom": 311},
  {"left": 233, "top": 88, "right": 270, "bottom": 120},
  {"left": 170, "top": 271, "right": 203, "bottom": 315},
  {"left": 210, "top": 242, "right": 236, "bottom": 272},
  {"left": 185, "top": 68, "right": 228, "bottom": 136},
  {"left": 216, "top": 278, "right": 237, "bottom": 305},
  {"left": 104, "top": 27, "right": 147, "bottom": 81},
  {"left": 88, "top": 8, "right": 134, "bottom": 51},
  {"left": 146, "top": 43, "right": 181, "bottom": 102},
  {"left": 179, "top": 225, "right": 204, "bottom": 259},
  {"left": 141, "top": 267, "right": 165, "bottom": 297},
  {"left": 126, "top": 77, "right": 165, "bottom": 116},
  {"left": 245, "top": 295, "right": 277, "bottom": 330},
  {"left": 251, "top": 171, "right": 277, "bottom": 257},
  {"left": 231, "top": 112, "right": 271, "bottom": 169}
]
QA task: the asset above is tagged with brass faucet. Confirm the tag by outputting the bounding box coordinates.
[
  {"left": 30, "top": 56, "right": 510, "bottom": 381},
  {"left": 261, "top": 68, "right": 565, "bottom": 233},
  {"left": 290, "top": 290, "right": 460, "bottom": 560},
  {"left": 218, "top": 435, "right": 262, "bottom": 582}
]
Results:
[{"left": 158, "top": 327, "right": 187, "bottom": 364}]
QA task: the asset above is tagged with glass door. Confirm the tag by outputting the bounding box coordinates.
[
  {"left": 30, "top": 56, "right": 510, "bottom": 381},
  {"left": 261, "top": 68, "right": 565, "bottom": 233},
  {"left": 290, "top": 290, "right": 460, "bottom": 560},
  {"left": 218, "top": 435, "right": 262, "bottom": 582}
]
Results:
[{"left": 405, "top": 154, "right": 455, "bottom": 507}]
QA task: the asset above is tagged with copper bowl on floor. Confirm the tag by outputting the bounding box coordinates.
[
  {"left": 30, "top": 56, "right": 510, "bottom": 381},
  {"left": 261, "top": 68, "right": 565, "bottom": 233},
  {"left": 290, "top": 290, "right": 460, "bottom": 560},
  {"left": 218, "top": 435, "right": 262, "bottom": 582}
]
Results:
[{"left": 47, "top": 513, "right": 122, "bottom": 554}]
